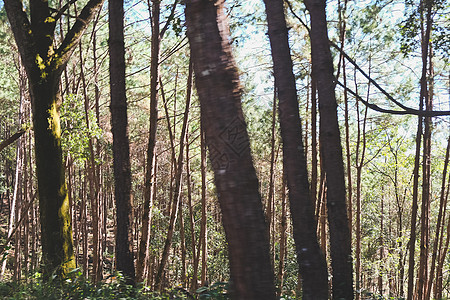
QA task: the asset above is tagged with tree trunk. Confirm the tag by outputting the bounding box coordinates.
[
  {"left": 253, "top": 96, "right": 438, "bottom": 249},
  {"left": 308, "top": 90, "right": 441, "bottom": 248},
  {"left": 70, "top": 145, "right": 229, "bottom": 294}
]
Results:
[
  {"left": 407, "top": 2, "right": 432, "bottom": 299},
  {"left": 79, "top": 39, "right": 102, "bottom": 283},
  {"left": 277, "top": 175, "right": 287, "bottom": 298},
  {"left": 263, "top": 0, "right": 328, "bottom": 298},
  {"left": 186, "top": 130, "right": 198, "bottom": 292},
  {"left": 265, "top": 85, "right": 277, "bottom": 261},
  {"left": 109, "top": 0, "right": 135, "bottom": 283},
  {"left": 200, "top": 123, "right": 207, "bottom": 287},
  {"left": 33, "top": 79, "right": 76, "bottom": 278},
  {"left": 154, "top": 68, "right": 192, "bottom": 289},
  {"left": 137, "top": 0, "right": 161, "bottom": 282},
  {"left": 433, "top": 136, "right": 450, "bottom": 299},
  {"left": 4, "top": 0, "right": 104, "bottom": 278},
  {"left": 355, "top": 70, "right": 369, "bottom": 299},
  {"left": 303, "top": 0, "right": 354, "bottom": 298},
  {"left": 185, "top": 1, "right": 276, "bottom": 298}
]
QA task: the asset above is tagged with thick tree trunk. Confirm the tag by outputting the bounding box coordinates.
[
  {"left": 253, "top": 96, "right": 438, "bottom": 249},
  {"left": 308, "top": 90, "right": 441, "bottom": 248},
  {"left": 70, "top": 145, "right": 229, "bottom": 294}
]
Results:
[
  {"left": 4, "top": 0, "right": 104, "bottom": 278},
  {"left": 263, "top": 0, "right": 328, "bottom": 298},
  {"left": 109, "top": 0, "right": 136, "bottom": 283},
  {"left": 33, "top": 80, "right": 76, "bottom": 277},
  {"left": 185, "top": 1, "right": 276, "bottom": 299},
  {"left": 303, "top": 0, "right": 354, "bottom": 298}
]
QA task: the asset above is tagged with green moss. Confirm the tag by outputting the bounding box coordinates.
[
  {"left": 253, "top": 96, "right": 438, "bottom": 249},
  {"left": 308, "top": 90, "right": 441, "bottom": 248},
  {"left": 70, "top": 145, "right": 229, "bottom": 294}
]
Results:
[
  {"left": 44, "top": 17, "right": 55, "bottom": 23},
  {"left": 35, "top": 54, "right": 46, "bottom": 70},
  {"left": 47, "top": 102, "right": 61, "bottom": 138}
]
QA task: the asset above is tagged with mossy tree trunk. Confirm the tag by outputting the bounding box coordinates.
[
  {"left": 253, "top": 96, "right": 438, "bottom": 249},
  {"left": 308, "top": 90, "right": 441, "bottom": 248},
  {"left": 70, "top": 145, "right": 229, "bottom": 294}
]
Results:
[{"left": 4, "top": 0, "right": 104, "bottom": 278}]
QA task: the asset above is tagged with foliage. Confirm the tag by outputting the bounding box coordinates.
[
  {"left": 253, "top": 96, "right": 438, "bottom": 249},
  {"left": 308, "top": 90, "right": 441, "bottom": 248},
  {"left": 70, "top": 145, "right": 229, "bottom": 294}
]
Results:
[
  {"left": 0, "top": 272, "right": 236, "bottom": 300},
  {"left": 60, "top": 93, "right": 102, "bottom": 162},
  {"left": 196, "top": 282, "right": 229, "bottom": 299},
  {"left": 0, "top": 271, "right": 181, "bottom": 299}
]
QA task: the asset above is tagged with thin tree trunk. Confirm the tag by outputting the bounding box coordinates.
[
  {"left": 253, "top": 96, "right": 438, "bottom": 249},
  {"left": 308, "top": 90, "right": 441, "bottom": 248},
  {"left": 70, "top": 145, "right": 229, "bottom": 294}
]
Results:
[
  {"left": 1, "top": 83, "right": 25, "bottom": 279},
  {"left": 179, "top": 192, "right": 187, "bottom": 287},
  {"left": 136, "top": 0, "right": 161, "bottom": 282},
  {"left": 379, "top": 189, "right": 384, "bottom": 296},
  {"left": 428, "top": 137, "right": 449, "bottom": 299},
  {"left": 434, "top": 136, "right": 450, "bottom": 299},
  {"left": 185, "top": 1, "right": 276, "bottom": 298},
  {"left": 276, "top": 174, "right": 287, "bottom": 298},
  {"left": 154, "top": 63, "right": 193, "bottom": 289},
  {"left": 186, "top": 129, "right": 198, "bottom": 292},
  {"left": 82, "top": 168, "right": 89, "bottom": 278},
  {"left": 311, "top": 76, "right": 318, "bottom": 212},
  {"left": 407, "top": 2, "right": 432, "bottom": 299},
  {"left": 200, "top": 122, "right": 207, "bottom": 287},
  {"left": 265, "top": 84, "right": 277, "bottom": 257},
  {"left": 79, "top": 40, "right": 101, "bottom": 283},
  {"left": 355, "top": 62, "right": 369, "bottom": 299}
]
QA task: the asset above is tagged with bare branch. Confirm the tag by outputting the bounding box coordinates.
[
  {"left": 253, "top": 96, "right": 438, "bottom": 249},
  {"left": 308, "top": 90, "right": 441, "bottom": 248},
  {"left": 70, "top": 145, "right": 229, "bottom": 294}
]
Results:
[
  {"left": 53, "top": 0, "right": 105, "bottom": 73},
  {"left": 52, "top": 0, "right": 80, "bottom": 21},
  {"left": 336, "top": 80, "right": 450, "bottom": 117},
  {"left": 284, "top": 0, "right": 310, "bottom": 34},
  {"left": 0, "top": 126, "right": 31, "bottom": 153},
  {"left": 3, "top": 0, "right": 39, "bottom": 77},
  {"left": 330, "top": 41, "right": 412, "bottom": 111},
  {"left": 160, "top": 0, "right": 179, "bottom": 38}
]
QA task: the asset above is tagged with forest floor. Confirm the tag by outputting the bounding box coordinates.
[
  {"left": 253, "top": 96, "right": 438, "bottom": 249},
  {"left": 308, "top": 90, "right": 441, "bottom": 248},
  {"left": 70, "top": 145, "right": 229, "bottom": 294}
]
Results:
[{"left": 0, "top": 275, "right": 231, "bottom": 299}]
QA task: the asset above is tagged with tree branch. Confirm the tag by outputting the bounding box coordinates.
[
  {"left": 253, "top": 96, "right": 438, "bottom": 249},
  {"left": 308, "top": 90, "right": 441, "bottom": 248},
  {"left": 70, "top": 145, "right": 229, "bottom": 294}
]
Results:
[
  {"left": 160, "top": 0, "right": 179, "bottom": 38},
  {"left": 3, "top": 0, "right": 39, "bottom": 77},
  {"left": 51, "top": 0, "right": 80, "bottom": 22},
  {"left": 0, "top": 126, "right": 31, "bottom": 153},
  {"left": 53, "top": 0, "right": 105, "bottom": 73},
  {"left": 330, "top": 41, "right": 413, "bottom": 111},
  {"left": 284, "top": 0, "right": 310, "bottom": 34},
  {"left": 336, "top": 80, "right": 450, "bottom": 117}
]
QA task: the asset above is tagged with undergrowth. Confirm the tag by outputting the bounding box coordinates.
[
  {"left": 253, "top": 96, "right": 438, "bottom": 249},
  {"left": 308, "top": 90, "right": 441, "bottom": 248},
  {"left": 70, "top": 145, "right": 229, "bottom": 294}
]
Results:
[{"left": 0, "top": 271, "right": 230, "bottom": 299}]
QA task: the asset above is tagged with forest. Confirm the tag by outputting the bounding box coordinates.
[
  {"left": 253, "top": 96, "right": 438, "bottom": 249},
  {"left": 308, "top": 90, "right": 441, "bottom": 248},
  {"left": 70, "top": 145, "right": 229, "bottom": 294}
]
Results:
[{"left": 0, "top": 0, "right": 449, "bottom": 299}]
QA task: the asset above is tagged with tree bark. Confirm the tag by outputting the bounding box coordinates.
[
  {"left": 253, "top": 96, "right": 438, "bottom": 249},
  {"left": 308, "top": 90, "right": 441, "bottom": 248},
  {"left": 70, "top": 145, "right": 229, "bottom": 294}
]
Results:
[
  {"left": 302, "top": 0, "right": 354, "bottom": 298},
  {"left": 263, "top": 0, "right": 328, "bottom": 298},
  {"left": 109, "top": 0, "right": 135, "bottom": 283},
  {"left": 185, "top": 1, "right": 276, "bottom": 298}
]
